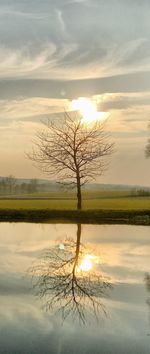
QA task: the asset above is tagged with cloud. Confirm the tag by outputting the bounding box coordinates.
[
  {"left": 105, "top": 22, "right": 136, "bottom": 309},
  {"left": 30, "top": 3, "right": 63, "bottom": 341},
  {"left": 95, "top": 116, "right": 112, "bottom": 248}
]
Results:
[
  {"left": 97, "top": 92, "right": 150, "bottom": 112},
  {"left": 0, "top": 273, "right": 31, "bottom": 295},
  {"left": 0, "top": 1, "right": 150, "bottom": 80},
  {"left": 110, "top": 38, "right": 150, "bottom": 69},
  {"left": 1, "top": 71, "right": 150, "bottom": 104},
  {"left": 0, "top": 45, "right": 56, "bottom": 78},
  {"left": 0, "top": 41, "right": 150, "bottom": 81},
  {"left": 0, "top": 98, "right": 69, "bottom": 120},
  {"left": 0, "top": 299, "right": 55, "bottom": 354},
  {"left": 0, "top": 291, "right": 149, "bottom": 354}
]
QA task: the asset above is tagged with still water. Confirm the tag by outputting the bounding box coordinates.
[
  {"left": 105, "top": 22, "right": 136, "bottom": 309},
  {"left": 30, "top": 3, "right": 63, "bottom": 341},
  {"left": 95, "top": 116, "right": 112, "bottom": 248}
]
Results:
[{"left": 0, "top": 223, "right": 150, "bottom": 354}]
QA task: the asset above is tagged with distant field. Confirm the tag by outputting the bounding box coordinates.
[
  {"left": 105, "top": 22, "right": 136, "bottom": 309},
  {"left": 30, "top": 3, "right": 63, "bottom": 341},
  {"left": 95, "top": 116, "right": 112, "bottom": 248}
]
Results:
[
  {"left": 0, "top": 190, "right": 131, "bottom": 199},
  {"left": 0, "top": 196, "right": 149, "bottom": 210}
]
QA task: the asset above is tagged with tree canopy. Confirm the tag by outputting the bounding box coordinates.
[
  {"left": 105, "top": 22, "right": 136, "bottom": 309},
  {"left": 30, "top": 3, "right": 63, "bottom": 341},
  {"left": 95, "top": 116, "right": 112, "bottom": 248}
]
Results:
[
  {"left": 145, "top": 123, "right": 150, "bottom": 158},
  {"left": 29, "top": 112, "right": 114, "bottom": 209}
]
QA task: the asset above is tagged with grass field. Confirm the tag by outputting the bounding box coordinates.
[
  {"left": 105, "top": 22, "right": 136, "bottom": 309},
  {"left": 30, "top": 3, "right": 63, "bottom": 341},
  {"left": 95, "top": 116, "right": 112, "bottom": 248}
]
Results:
[
  {"left": 0, "top": 196, "right": 149, "bottom": 210},
  {"left": 0, "top": 190, "right": 131, "bottom": 200},
  {"left": 0, "top": 190, "right": 149, "bottom": 224}
]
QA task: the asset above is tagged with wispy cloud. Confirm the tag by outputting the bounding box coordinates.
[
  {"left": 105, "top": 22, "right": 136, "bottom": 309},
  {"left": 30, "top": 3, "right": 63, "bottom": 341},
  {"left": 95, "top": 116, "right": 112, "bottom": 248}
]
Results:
[
  {"left": 0, "top": 45, "right": 56, "bottom": 78},
  {"left": 0, "top": 98, "right": 69, "bottom": 120},
  {"left": 0, "top": 1, "right": 150, "bottom": 80},
  {"left": 99, "top": 92, "right": 150, "bottom": 112},
  {"left": 0, "top": 39, "right": 150, "bottom": 80}
]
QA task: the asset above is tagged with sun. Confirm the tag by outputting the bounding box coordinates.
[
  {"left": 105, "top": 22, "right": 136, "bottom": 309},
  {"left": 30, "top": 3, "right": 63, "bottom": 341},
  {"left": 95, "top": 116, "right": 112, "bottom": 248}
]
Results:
[
  {"left": 71, "top": 98, "right": 96, "bottom": 123},
  {"left": 71, "top": 97, "right": 108, "bottom": 124},
  {"left": 78, "top": 255, "right": 95, "bottom": 272}
]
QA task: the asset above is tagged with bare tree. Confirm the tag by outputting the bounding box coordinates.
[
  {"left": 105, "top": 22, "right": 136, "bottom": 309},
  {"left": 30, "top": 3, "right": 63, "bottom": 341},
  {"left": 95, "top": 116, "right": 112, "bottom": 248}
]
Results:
[
  {"left": 29, "top": 224, "right": 112, "bottom": 324},
  {"left": 5, "top": 175, "right": 16, "bottom": 194},
  {"left": 29, "top": 112, "right": 114, "bottom": 209},
  {"left": 28, "top": 178, "right": 38, "bottom": 194},
  {"left": 144, "top": 273, "right": 150, "bottom": 330},
  {"left": 145, "top": 123, "right": 150, "bottom": 158},
  {"left": 145, "top": 140, "right": 150, "bottom": 158}
]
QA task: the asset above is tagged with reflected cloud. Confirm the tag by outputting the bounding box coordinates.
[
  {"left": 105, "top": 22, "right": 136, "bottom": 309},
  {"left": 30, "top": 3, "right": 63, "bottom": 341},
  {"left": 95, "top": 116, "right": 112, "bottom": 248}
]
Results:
[
  {"left": 144, "top": 273, "right": 150, "bottom": 334},
  {"left": 0, "top": 223, "right": 150, "bottom": 352},
  {"left": 29, "top": 224, "right": 112, "bottom": 324}
]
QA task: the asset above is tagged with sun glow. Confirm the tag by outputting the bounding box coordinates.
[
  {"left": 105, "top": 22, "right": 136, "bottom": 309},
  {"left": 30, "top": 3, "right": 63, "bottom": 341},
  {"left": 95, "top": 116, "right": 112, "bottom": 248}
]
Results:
[
  {"left": 79, "top": 255, "right": 95, "bottom": 272},
  {"left": 71, "top": 97, "right": 108, "bottom": 123}
]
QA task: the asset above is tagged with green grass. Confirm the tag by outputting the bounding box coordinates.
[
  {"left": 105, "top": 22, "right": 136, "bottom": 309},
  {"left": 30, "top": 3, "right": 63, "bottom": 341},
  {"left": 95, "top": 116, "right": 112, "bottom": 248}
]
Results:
[
  {"left": 0, "top": 196, "right": 149, "bottom": 210},
  {"left": 0, "top": 190, "right": 131, "bottom": 199},
  {"left": 0, "top": 191, "right": 149, "bottom": 225},
  {"left": 83, "top": 197, "right": 150, "bottom": 210}
]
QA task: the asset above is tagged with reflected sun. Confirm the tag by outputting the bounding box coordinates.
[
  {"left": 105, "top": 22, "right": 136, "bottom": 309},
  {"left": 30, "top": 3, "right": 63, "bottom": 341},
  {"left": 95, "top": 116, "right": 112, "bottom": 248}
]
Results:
[
  {"left": 71, "top": 97, "right": 108, "bottom": 124},
  {"left": 79, "top": 255, "right": 94, "bottom": 272}
]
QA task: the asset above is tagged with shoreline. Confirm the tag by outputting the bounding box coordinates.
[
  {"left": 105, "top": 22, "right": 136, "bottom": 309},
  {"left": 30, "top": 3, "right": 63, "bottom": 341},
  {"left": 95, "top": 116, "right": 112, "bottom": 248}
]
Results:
[{"left": 0, "top": 209, "right": 149, "bottom": 225}]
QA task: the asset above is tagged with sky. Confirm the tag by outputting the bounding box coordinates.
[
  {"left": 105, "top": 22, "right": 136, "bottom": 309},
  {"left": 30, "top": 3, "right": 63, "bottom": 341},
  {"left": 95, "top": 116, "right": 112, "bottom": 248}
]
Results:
[{"left": 0, "top": 0, "right": 150, "bottom": 186}]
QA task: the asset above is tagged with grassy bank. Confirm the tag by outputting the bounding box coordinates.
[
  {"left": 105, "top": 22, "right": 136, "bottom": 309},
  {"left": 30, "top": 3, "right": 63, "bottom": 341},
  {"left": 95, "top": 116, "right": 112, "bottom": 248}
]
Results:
[
  {"left": 0, "top": 208, "right": 149, "bottom": 225},
  {"left": 0, "top": 193, "right": 149, "bottom": 224},
  {"left": 0, "top": 196, "right": 149, "bottom": 210}
]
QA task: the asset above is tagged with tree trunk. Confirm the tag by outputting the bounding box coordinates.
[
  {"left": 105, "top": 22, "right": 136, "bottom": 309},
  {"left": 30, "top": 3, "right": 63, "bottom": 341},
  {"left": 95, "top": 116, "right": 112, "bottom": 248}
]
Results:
[
  {"left": 73, "top": 223, "right": 82, "bottom": 273},
  {"left": 77, "top": 176, "right": 82, "bottom": 210}
]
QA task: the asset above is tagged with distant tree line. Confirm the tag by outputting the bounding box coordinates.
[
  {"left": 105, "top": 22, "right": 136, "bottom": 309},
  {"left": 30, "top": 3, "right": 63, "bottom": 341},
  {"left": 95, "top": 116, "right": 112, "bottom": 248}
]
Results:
[
  {"left": 0, "top": 175, "right": 38, "bottom": 195},
  {"left": 131, "top": 188, "right": 150, "bottom": 197}
]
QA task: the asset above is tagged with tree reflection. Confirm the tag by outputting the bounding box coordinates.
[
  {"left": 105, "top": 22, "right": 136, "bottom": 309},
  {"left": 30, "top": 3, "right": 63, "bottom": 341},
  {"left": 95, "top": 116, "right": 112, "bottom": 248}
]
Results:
[
  {"left": 30, "top": 224, "right": 112, "bottom": 324},
  {"left": 145, "top": 273, "right": 150, "bottom": 329}
]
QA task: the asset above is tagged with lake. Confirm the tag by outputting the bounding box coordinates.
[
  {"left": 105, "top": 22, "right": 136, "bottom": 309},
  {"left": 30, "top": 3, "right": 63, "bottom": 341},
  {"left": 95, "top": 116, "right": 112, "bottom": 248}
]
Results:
[{"left": 0, "top": 222, "right": 150, "bottom": 354}]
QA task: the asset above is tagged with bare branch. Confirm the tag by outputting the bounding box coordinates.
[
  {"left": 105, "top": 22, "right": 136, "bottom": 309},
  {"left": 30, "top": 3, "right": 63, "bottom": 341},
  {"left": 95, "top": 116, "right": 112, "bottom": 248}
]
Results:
[
  {"left": 28, "top": 112, "right": 114, "bottom": 209},
  {"left": 29, "top": 224, "right": 113, "bottom": 324}
]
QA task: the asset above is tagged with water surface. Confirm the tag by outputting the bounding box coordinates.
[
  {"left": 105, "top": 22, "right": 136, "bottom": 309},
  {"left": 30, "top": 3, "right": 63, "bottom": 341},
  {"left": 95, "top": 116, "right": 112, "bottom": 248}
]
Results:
[{"left": 0, "top": 223, "right": 150, "bottom": 353}]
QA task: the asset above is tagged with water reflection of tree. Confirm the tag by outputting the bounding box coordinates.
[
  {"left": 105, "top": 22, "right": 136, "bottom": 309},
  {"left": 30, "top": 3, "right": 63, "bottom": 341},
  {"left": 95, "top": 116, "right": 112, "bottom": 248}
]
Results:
[
  {"left": 145, "top": 273, "right": 150, "bottom": 329},
  {"left": 30, "top": 224, "right": 112, "bottom": 324}
]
